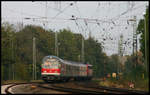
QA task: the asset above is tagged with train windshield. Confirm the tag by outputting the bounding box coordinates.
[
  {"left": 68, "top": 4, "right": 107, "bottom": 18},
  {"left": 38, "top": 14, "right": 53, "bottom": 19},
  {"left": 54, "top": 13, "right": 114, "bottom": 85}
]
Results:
[{"left": 42, "top": 57, "right": 60, "bottom": 69}]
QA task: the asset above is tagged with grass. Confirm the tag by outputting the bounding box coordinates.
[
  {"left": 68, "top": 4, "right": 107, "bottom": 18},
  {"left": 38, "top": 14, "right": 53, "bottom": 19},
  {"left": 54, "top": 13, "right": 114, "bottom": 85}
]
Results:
[
  {"left": 1, "top": 80, "right": 44, "bottom": 85},
  {"left": 91, "top": 78, "right": 102, "bottom": 83},
  {"left": 134, "top": 78, "right": 149, "bottom": 91},
  {"left": 30, "top": 80, "right": 44, "bottom": 82},
  {"left": 98, "top": 77, "right": 149, "bottom": 91},
  {"left": 1, "top": 80, "right": 28, "bottom": 85}
]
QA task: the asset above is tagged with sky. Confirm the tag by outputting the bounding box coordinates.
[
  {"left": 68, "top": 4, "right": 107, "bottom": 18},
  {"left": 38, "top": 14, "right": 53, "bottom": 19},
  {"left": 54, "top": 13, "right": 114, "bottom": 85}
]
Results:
[{"left": 1, "top": 1, "right": 149, "bottom": 56}]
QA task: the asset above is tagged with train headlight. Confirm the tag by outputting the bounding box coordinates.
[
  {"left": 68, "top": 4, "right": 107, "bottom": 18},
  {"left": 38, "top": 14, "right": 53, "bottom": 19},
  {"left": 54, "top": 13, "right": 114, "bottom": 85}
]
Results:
[{"left": 44, "top": 71, "right": 47, "bottom": 73}]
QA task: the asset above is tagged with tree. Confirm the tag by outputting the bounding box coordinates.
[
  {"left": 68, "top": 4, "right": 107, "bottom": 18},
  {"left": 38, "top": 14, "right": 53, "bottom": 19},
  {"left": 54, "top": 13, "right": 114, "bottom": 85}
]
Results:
[
  {"left": 1, "top": 22, "right": 108, "bottom": 81},
  {"left": 123, "top": 55, "right": 147, "bottom": 80},
  {"left": 137, "top": 6, "right": 149, "bottom": 74},
  {"left": 1, "top": 22, "right": 16, "bottom": 80}
]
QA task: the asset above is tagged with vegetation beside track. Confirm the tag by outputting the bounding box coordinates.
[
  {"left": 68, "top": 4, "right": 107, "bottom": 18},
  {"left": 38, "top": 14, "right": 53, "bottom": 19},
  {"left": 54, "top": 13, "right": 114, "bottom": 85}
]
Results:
[
  {"left": 92, "top": 77, "right": 149, "bottom": 91},
  {"left": 1, "top": 80, "right": 44, "bottom": 85}
]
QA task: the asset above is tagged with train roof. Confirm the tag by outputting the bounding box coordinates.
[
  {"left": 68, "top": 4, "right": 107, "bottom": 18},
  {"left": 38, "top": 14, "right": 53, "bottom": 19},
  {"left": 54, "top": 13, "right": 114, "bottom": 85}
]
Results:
[
  {"left": 43, "top": 55, "right": 90, "bottom": 67},
  {"left": 62, "top": 60, "right": 87, "bottom": 67},
  {"left": 87, "top": 63, "right": 93, "bottom": 66},
  {"left": 43, "top": 55, "right": 63, "bottom": 61}
]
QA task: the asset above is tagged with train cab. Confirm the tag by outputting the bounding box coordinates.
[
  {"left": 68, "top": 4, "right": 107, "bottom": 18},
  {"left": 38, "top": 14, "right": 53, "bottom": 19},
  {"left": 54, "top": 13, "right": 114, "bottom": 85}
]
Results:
[
  {"left": 41, "top": 56, "right": 61, "bottom": 81},
  {"left": 41, "top": 55, "right": 93, "bottom": 82}
]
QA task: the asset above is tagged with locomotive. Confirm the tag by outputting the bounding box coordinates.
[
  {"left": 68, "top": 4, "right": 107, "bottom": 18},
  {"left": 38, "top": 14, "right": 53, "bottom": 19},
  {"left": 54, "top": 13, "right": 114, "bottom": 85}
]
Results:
[{"left": 41, "top": 55, "right": 93, "bottom": 82}]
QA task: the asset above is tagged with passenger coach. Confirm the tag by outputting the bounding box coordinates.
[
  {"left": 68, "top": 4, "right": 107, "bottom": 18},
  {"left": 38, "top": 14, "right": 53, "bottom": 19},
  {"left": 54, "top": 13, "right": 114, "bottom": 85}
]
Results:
[{"left": 41, "top": 55, "right": 93, "bottom": 82}]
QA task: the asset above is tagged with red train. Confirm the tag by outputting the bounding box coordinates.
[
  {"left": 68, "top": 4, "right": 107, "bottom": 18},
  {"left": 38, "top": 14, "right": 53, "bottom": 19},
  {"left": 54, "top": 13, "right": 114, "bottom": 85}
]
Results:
[{"left": 41, "top": 55, "right": 93, "bottom": 82}]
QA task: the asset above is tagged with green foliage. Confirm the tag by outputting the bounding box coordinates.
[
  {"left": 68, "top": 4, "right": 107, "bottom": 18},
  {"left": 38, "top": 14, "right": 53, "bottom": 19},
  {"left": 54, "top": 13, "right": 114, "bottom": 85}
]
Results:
[
  {"left": 58, "top": 29, "right": 79, "bottom": 61},
  {"left": 1, "top": 23, "right": 107, "bottom": 81},
  {"left": 1, "top": 22, "right": 125, "bottom": 81},
  {"left": 14, "top": 63, "right": 30, "bottom": 81},
  {"left": 1, "top": 65, "right": 4, "bottom": 80},
  {"left": 137, "top": 6, "right": 149, "bottom": 74},
  {"left": 137, "top": 7, "right": 149, "bottom": 60},
  {"left": 1, "top": 22, "right": 16, "bottom": 80},
  {"left": 123, "top": 55, "right": 147, "bottom": 81}
]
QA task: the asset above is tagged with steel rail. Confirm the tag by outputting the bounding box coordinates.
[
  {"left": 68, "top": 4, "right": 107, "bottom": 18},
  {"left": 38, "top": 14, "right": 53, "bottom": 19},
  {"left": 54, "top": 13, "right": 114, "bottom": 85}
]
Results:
[
  {"left": 38, "top": 84, "right": 104, "bottom": 94},
  {"left": 3, "top": 81, "right": 148, "bottom": 94},
  {"left": 75, "top": 82, "right": 148, "bottom": 94}
]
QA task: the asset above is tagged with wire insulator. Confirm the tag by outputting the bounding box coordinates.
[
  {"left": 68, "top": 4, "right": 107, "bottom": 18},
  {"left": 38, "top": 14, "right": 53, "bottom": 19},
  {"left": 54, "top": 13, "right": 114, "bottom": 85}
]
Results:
[{"left": 70, "top": 3, "right": 73, "bottom": 6}]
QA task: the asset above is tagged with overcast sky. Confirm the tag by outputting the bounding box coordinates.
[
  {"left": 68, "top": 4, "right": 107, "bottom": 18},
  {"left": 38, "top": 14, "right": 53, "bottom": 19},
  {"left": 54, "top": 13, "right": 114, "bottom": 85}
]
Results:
[{"left": 2, "top": 1, "right": 149, "bottom": 56}]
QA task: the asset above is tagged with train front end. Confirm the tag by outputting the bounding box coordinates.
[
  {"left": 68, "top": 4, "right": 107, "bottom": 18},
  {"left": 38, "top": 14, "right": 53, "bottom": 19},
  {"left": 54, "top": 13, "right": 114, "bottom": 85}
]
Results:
[{"left": 41, "top": 56, "right": 61, "bottom": 82}]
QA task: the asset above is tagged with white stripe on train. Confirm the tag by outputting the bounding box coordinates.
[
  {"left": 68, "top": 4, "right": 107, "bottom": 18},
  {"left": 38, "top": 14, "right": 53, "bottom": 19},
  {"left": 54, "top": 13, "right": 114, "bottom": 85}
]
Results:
[{"left": 41, "top": 73, "right": 60, "bottom": 75}]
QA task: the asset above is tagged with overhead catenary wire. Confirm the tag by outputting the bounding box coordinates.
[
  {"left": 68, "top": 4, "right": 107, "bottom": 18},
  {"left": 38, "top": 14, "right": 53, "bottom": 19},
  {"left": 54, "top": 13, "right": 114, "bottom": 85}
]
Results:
[
  {"left": 2, "top": 2, "right": 147, "bottom": 56},
  {"left": 74, "top": 2, "right": 82, "bottom": 18},
  {"left": 73, "top": 2, "right": 88, "bottom": 38},
  {"left": 3, "top": 2, "right": 147, "bottom": 23},
  {"left": 108, "top": 3, "right": 147, "bottom": 22},
  {"left": 45, "top": 2, "right": 73, "bottom": 24},
  {"left": 3, "top": 3, "right": 73, "bottom": 23},
  {"left": 44, "top": 1, "right": 48, "bottom": 30},
  {"left": 74, "top": 19, "right": 84, "bottom": 62},
  {"left": 3, "top": 7, "right": 44, "bottom": 18},
  {"left": 39, "top": 2, "right": 73, "bottom": 18},
  {"left": 91, "top": 2, "right": 101, "bottom": 19},
  {"left": 2, "top": 8, "right": 145, "bottom": 26}
]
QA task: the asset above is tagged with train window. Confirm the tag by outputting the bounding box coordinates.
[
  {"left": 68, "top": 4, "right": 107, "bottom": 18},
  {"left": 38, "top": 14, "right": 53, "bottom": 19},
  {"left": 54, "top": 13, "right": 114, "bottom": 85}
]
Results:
[
  {"left": 69, "top": 65, "right": 71, "bottom": 70},
  {"left": 88, "top": 66, "right": 92, "bottom": 69},
  {"left": 42, "top": 58, "right": 60, "bottom": 69},
  {"left": 42, "top": 64, "right": 46, "bottom": 68},
  {"left": 41, "top": 64, "right": 49, "bottom": 69},
  {"left": 63, "top": 63, "right": 65, "bottom": 67},
  {"left": 66, "top": 65, "right": 68, "bottom": 70}
]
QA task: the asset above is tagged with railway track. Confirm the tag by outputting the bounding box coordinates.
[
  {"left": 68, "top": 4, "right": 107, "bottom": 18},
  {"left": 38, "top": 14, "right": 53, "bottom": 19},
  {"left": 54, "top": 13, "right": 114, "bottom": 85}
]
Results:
[
  {"left": 38, "top": 83, "right": 104, "bottom": 94},
  {"left": 85, "top": 84, "right": 148, "bottom": 94},
  {"left": 37, "top": 81, "right": 148, "bottom": 94},
  {"left": 3, "top": 81, "right": 148, "bottom": 94},
  {"left": 74, "top": 82, "right": 148, "bottom": 94},
  {"left": 3, "top": 82, "right": 43, "bottom": 94},
  {"left": 1, "top": 84, "right": 14, "bottom": 94},
  {"left": 52, "top": 84, "right": 122, "bottom": 94}
]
